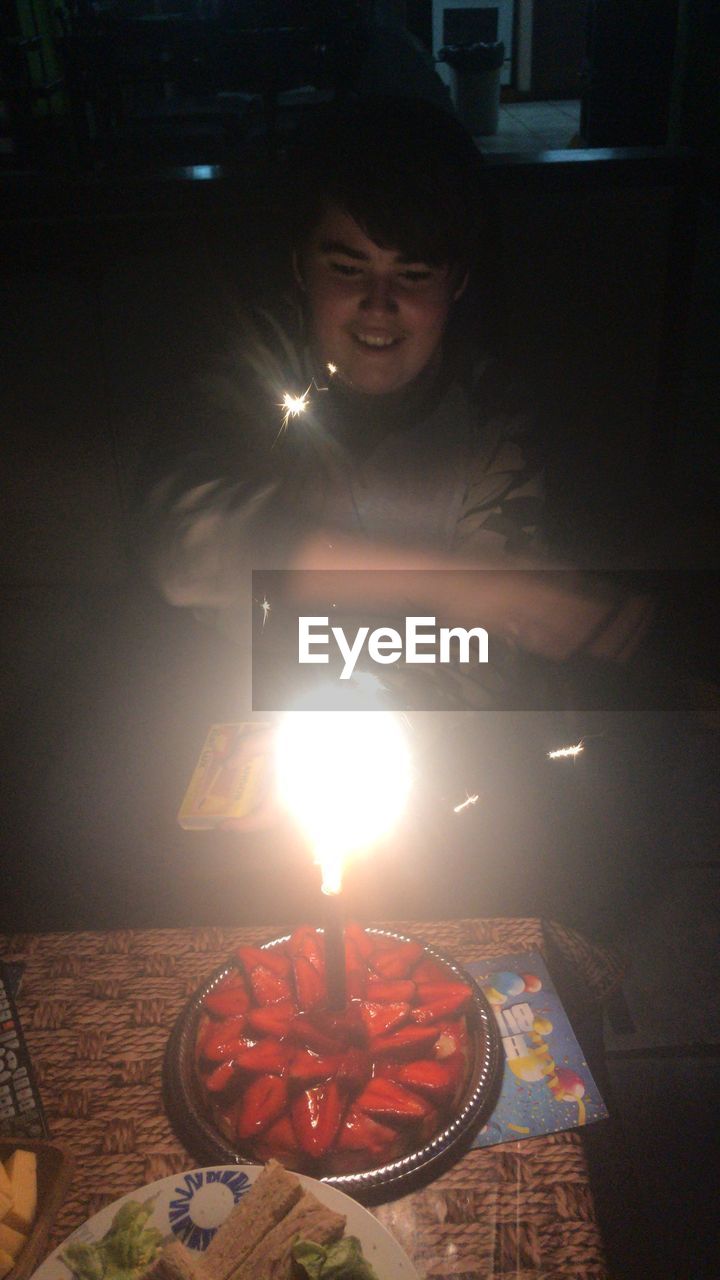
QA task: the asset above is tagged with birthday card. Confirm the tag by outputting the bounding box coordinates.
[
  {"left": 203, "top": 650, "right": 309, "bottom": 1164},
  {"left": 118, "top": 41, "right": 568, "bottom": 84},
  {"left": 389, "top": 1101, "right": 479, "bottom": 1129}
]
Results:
[{"left": 468, "top": 950, "right": 608, "bottom": 1148}]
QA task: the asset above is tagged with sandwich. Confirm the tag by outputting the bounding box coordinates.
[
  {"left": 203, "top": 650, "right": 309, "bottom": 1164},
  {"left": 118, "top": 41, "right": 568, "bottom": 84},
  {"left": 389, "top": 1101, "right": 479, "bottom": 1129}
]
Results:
[{"left": 147, "top": 1162, "right": 345, "bottom": 1280}]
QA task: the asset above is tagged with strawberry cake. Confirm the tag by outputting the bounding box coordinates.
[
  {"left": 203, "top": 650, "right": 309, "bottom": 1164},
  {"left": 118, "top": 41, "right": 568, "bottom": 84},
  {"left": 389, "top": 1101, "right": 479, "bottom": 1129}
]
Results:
[{"left": 191, "top": 924, "right": 491, "bottom": 1177}]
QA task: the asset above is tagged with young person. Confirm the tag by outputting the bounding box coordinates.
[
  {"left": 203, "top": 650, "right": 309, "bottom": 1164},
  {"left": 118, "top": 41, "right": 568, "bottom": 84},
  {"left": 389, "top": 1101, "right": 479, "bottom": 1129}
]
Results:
[{"left": 140, "top": 96, "right": 650, "bottom": 695}]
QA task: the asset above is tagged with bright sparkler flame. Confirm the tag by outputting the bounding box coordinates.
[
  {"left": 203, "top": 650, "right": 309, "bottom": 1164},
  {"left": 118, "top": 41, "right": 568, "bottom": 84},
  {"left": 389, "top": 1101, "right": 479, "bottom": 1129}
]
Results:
[
  {"left": 327, "top": 362, "right": 337, "bottom": 376},
  {"left": 276, "top": 687, "right": 411, "bottom": 895},
  {"left": 547, "top": 742, "right": 585, "bottom": 760},
  {"left": 260, "top": 596, "right": 271, "bottom": 628}
]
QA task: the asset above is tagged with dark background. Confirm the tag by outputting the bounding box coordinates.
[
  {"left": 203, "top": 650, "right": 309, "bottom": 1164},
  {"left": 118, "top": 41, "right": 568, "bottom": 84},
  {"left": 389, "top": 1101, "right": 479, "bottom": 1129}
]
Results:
[{"left": 2, "top": 3, "right": 720, "bottom": 1276}]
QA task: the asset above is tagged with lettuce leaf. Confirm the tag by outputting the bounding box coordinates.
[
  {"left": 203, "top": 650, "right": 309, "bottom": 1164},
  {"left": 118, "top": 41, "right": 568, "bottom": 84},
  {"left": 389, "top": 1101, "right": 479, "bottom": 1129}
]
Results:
[
  {"left": 292, "top": 1236, "right": 381, "bottom": 1280},
  {"left": 60, "top": 1200, "right": 163, "bottom": 1280}
]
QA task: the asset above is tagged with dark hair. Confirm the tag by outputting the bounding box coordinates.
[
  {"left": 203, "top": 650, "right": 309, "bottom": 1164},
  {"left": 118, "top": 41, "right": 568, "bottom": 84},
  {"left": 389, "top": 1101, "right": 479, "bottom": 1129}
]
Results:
[{"left": 290, "top": 95, "right": 485, "bottom": 274}]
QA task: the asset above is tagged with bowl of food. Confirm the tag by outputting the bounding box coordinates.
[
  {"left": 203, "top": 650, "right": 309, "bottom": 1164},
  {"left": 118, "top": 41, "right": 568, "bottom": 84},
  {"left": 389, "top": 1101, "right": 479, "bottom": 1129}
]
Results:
[
  {"left": 0, "top": 1140, "right": 74, "bottom": 1280},
  {"left": 163, "top": 924, "right": 501, "bottom": 1200}
]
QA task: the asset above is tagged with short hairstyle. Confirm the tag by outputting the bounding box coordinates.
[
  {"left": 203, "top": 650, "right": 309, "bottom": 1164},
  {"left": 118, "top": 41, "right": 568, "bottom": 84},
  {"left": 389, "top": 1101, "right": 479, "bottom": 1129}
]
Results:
[{"left": 290, "top": 95, "right": 485, "bottom": 275}]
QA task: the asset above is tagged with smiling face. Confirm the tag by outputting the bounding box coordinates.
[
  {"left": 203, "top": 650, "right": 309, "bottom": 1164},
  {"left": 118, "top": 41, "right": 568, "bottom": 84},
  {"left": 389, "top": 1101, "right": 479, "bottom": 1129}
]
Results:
[{"left": 297, "top": 206, "right": 467, "bottom": 397}]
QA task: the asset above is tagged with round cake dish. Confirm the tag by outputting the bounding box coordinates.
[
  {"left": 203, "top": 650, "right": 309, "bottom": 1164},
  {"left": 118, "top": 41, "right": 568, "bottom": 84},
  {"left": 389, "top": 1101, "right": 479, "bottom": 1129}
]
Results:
[{"left": 163, "top": 928, "right": 502, "bottom": 1201}]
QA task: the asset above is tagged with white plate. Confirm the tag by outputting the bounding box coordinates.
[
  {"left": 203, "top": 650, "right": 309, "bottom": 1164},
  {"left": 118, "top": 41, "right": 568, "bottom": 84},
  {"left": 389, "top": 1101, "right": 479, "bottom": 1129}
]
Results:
[{"left": 32, "top": 1164, "right": 420, "bottom": 1280}]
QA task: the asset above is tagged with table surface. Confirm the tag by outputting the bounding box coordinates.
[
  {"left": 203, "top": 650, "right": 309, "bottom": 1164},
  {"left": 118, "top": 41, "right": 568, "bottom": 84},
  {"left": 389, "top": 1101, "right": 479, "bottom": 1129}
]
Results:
[{"left": 1, "top": 918, "right": 621, "bottom": 1280}]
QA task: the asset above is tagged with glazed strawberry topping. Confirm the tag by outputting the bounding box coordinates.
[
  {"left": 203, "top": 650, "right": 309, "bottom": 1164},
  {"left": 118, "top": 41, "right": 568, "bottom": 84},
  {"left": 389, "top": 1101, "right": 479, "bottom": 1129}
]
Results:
[
  {"left": 195, "top": 924, "right": 475, "bottom": 1174},
  {"left": 246, "top": 999, "right": 296, "bottom": 1038},
  {"left": 203, "top": 976, "right": 250, "bottom": 1018},
  {"left": 370, "top": 940, "right": 424, "bottom": 979},
  {"left": 337, "top": 1105, "right": 397, "bottom": 1154},
  {"left": 359, "top": 1000, "right": 410, "bottom": 1037},
  {"left": 234, "top": 1074, "right": 287, "bottom": 1138},
  {"left": 377, "top": 1055, "right": 464, "bottom": 1098},
  {"left": 355, "top": 1076, "right": 432, "bottom": 1121},
  {"left": 292, "top": 1080, "right": 343, "bottom": 1158},
  {"left": 203, "top": 1059, "right": 240, "bottom": 1093},
  {"left": 287, "top": 1048, "right": 341, "bottom": 1083},
  {"left": 366, "top": 978, "right": 416, "bottom": 1002},
  {"left": 248, "top": 965, "right": 293, "bottom": 1006},
  {"left": 292, "top": 954, "right": 326, "bottom": 1010},
  {"left": 199, "top": 1015, "right": 247, "bottom": 1062},
  {"left": 233, "top": 1037, "right": 289, "bottom": 1074}
]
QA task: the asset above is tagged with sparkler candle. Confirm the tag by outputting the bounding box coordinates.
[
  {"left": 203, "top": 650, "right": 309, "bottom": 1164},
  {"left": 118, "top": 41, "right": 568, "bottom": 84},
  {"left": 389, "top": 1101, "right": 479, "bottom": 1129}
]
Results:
[
  {"left": 276, "top": 685, "right": 411, "bottom": 1008},
  {"left": 323, "top": 884, "right": 346, "bottom": 1009}
]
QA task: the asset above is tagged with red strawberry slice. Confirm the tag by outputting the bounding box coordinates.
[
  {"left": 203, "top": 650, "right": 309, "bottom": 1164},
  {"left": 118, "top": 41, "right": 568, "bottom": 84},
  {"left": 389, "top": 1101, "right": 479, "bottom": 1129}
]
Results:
[
  {"left": 234, "top": 945, "right": 291, "bottom": 978},
  {"left": 250, "top": 965, "right": 293, "bottom": 1006},
  {"left": 337, "top": 1105, "right": 397, "bottom": 1155},
  {"left": 412, "top": 993, "right": 472, "bottom": 1023},
  {"left": 355, "top": 1077, "right": 431, "bottom": 1122},
  {"left": 287, "top": 1049, "right": 340, "bottom": 1083},
  {"left": 371, "top": 1024, "right": 438, "bottom": 1057},
  {"left": 366, "top": 978, "right": 416, "bottom": 1003},
  {"left": 247, "top": 999, "right": 296, "bottom": 1038},
  {"left": 291, "top": 1081, "right": 344, "bottom": 1158},
  {"left": 235, "top": 1074, "right": 288, "bottom": 1138},
  {"left": 293, "top": 955, "right": 326, "bottom": 1010},
  {"left": 335, "top": 1047, "right": 372, "bottom": 1092},
  {"left": 377, "top": 1057, "right": 462, "bottom": 1099},
  {"left": 255, "top": 1112, "right": 301, "bottom": 1160},
  {"left": 200, "top": 1016, "right": 248, "bottom": 1062},
  {"left": 416, "top": 981, "right": 473, "bottom": 1005},
  {"left": 344, "top": 936, "right": 365, "bottom": 973},
  {"left": 288, "top": 926, "right": 325, "bottom": 972},
  {"left": 203, "top": 1059, "right": 240, "bottom": 1092},
  {"left": 234, "top": 1038, "right": 289, "bottom": 1074},
  {"left": 369, "top": 933, "right": 401, "bottom": 950},
  {"left": 360, "top": 1001, "right": 410, "bottom": 1038},
  {"left": 289, "top": 1014, "right": 347, "bottom": 1055},
  {"left": 433, "top": 1019, "right": 469, "bottom": 1059},
  {"left": 204, "top": 979, "right": 250, "bottom": 1018},
  {"left": 343, "top": 921, "right": 374, "bottom": 960},
  {"left": 370, "top": 941, "right": 424, "bottom": 979},
  {"left": 412, "top": 958, "right": 451, "bottom": 984}
]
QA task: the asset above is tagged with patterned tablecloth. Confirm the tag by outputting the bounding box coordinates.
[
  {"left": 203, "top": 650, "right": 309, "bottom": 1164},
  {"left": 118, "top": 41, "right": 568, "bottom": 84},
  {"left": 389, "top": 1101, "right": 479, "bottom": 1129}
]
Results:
[{"left": 0, "top": 918, "right": 621, "bottom": 1279}]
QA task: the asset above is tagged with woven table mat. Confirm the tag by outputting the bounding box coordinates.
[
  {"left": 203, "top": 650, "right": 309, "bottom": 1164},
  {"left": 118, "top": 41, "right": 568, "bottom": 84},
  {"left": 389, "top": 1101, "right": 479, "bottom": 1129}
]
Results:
[{"left": 1, "top": 919, "right": 610, "bottom": 1279}]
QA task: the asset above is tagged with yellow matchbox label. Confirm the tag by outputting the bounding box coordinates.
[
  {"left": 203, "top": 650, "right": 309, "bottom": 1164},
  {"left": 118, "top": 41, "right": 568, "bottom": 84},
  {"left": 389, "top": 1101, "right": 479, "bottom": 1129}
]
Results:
[{"left": 178, "top": 723, "right": 272, "bottom": 829}]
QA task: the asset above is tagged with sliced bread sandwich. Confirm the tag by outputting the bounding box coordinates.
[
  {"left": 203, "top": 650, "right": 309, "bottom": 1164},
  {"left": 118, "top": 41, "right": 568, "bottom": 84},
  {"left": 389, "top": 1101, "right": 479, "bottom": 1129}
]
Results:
[
  {"left": 226, "top": 1189, "right": 346, "bottom": 1280},
  {"left": 145, "top": 1162, "right": 344, "bottom": 1280}
]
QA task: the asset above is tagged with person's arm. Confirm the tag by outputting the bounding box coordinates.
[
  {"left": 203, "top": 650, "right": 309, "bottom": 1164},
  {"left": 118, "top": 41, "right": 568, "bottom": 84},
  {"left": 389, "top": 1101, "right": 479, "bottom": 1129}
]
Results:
[{"left": 287, "top": 531, "right": 654, "bottom": 665}]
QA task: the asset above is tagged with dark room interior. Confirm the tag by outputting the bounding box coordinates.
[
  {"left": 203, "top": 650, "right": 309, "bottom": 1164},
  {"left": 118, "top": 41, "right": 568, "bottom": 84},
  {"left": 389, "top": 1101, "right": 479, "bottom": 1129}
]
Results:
[{"left": 2, "top": 3, "right": 719, "bottom": 1278}]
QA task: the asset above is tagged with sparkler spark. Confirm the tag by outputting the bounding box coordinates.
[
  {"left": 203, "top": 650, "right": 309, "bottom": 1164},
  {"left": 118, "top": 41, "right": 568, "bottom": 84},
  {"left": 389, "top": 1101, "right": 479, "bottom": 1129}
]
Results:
[
  {"left": 327, "top": 362, "right": 337, "bottom": 376},
  {"left": 453, "top": 792, "right": 479, "bottom": 814},
  {"left": 279, "top": 383, "right": 312, "bottom": 433},
  {"left": 260, "top": 596, "right": 271, "bottom": 629},
  {"left": 276, "top": 374, "right": 332, "bottom": 443},
  {"left": 547, "top": 742, "right": 585, "bottom": 760}
]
